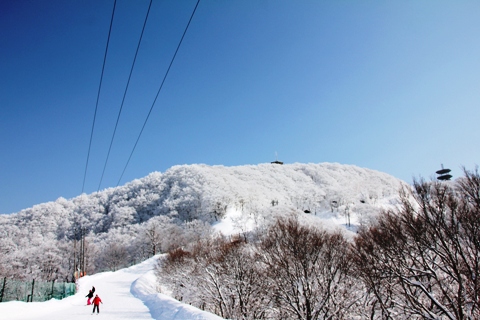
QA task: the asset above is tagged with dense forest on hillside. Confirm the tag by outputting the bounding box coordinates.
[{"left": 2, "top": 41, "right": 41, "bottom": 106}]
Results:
[{"left": 0, "top": 163, "right": 402, "bottom": 282}]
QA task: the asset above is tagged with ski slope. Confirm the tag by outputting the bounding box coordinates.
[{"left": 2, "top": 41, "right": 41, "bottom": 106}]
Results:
[{"left": 0, "top": 256, "right": 223, "bottom": 320}]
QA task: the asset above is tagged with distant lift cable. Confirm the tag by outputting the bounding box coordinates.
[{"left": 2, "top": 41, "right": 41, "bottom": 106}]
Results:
[
  {"left": 82, "top": 0, "right": 117, "bottom": 194},
  {"left": 97, "top": 0, "right": 154, "bottom": 192},
  {"left": 116, "top": 0, "right": 201, "bottom": 187}
]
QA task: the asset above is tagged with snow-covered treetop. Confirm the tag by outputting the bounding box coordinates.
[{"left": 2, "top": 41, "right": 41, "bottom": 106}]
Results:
[{"left": 2, "top": 162, "right": 406, "bottom": 238}]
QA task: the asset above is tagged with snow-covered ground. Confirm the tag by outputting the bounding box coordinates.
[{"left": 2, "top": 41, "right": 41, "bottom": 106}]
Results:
[{"left": 0, "top": 256, "right": 223, "bottom": 320}]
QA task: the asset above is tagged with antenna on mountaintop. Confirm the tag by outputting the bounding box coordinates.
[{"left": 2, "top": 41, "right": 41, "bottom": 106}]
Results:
[
  {"left": 436, "top": 164, "right": 452, "bottom": 181},
  {"left": 271, "top": 151, "right": 283, "bottom": 165}
]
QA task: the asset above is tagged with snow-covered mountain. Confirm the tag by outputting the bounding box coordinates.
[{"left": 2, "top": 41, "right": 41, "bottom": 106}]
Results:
[
  {"left": 3, "top": 162, "right": 405, "bottom": 227},
  {"left": 2, "top": 163, "right": 477, "bottom": 320},
  {"left": 0, "top": 162, "right": 407, "bottom": 284},
  {"left": 0, "top": 163, "right": 412, "bottom": 319}
]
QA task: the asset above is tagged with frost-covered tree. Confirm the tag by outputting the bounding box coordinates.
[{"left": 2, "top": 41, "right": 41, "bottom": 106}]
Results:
[
  {"left": 132, "top": 215, "right": 175, "bottom": 258},
  {"left": 94, "top": 227, "right": 134, "bottom": 272}
]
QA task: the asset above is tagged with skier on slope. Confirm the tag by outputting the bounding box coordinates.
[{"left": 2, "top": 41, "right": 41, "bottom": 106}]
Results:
[
  {"left": 85, "top": 289, "right": 94, "bottom": 305},
  {"left": 92, "top": 294, "right": 103, "bottom": 314}
]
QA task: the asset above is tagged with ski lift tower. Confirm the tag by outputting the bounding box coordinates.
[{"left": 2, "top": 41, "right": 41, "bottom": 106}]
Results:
[{"left": 436, "top": 164, "right": 452, "bottom": 181}]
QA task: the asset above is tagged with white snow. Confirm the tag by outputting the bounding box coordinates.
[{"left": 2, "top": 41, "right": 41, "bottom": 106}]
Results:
[
  {"left": 0, "top": 256, "right": 224, "bottom": 320},
  {"left": 211, "top": 206, "right": 250, "bottom": 236}
]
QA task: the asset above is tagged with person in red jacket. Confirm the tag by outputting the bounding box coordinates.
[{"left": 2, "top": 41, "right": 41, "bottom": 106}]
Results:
[{"left": 92, "top": 294, "right": 103, "bottom": 314}]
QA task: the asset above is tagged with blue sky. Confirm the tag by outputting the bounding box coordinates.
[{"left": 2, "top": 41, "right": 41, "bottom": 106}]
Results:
[{"left": 1, "top": 0, "right": 479, "bottom": 214}]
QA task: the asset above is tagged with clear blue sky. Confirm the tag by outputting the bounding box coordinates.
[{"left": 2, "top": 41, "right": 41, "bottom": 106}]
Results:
[{"left": 1, "top": 0, "right": 479, "bottom": 214}]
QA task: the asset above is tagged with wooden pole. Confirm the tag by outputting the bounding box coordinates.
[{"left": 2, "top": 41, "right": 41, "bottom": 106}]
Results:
[{"left": 0, "top": 277, "right": 6, "bottom": 302}]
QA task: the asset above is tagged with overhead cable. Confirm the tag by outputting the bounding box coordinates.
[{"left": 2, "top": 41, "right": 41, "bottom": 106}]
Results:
[
  {"left": 116, "top": 0, "right": 201, "bottom": 187},
  {"left": 97, "top": 0, "right": 154, "bottom": 191},
  {"left": 82, "top": 0, "right": 117, "bottom": 194}
]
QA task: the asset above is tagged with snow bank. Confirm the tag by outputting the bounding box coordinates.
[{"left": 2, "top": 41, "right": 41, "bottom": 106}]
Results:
[{"left": 131, "top": 267, "right": 223, "bottom": 320}]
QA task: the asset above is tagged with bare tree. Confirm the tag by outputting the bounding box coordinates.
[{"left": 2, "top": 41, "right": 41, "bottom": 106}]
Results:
[
  {"left": 156, "top": 248, "right": 196, "bottom": 302},
  {"left": 157, "top": 236, "right": 271, "bottom": 319},
  {"left": 353, "top": 168, "right": 480, "bottom": 319},
  {"left": 258, "top": 217, "right": 359, "bottom": 320}
]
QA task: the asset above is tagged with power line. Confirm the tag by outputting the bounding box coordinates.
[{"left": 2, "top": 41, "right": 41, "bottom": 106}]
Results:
[
  {"left": 82, "top": 0, "right": 117, "bottom": 194},
  {"left": 97, "top": 0, "right": 154, "bottom": 191},
  {"left": 116, "top": 0, "right": 201, "bottom": 187}
]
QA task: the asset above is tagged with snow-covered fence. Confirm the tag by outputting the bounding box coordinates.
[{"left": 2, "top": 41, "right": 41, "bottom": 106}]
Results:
[{"left": 0, "top": 278, "right": 75, "bottom": 303}]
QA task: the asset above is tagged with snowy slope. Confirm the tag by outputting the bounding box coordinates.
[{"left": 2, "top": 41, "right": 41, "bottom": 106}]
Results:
[{"left": 0, "top": 256, "right": 223, "bottom": 320}]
